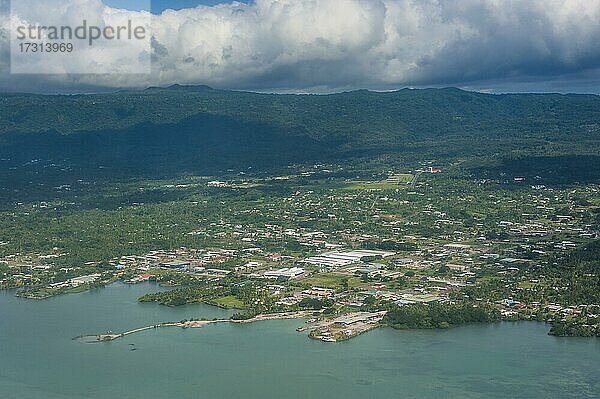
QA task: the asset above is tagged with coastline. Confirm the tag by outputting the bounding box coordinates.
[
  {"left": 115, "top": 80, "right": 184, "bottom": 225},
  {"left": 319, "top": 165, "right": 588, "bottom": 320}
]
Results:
[
  {"left": 79, "top": 310, "right": 316, "bottom": 342},
  {"left": 80, "top": 310, "right": 390, "bottom": 343}
]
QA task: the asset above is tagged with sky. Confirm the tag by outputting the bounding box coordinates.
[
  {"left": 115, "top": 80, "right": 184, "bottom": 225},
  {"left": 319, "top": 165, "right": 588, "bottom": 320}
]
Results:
[
  {"left": 1, "top": 0, "right": 600, "bottom": 94},
  {"left": 105, "top": 0, "right": 251, "bottom": 13}
]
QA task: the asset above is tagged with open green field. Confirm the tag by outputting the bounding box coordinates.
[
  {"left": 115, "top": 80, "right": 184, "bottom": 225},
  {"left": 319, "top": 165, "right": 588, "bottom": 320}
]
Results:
[
  {"left": 298, "top": 274, "right": 363, "bottom": 289},
  {"left": 212, "top": 295, "right": 245, "bottom": 309},
  {"left": 344, "top": 181, "right": 406, "bottom": 191},
  {"left": 387, "top": 174, "right": 414, "bottom": 184}
]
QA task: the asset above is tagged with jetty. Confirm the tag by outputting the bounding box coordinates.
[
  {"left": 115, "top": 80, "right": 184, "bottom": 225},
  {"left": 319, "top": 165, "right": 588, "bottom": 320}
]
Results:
[
  {"left": 97, "top": 323, "right": 179, "bottom": 341},
  {"left": 74, "top": 322, "right": 179, "bottom": 342},
  {"left": 79, "top": 311, "right": 314, "bottom": 342}
]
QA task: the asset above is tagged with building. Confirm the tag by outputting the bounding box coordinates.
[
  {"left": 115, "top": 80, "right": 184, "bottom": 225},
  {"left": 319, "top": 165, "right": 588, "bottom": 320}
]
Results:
[
  {"left": 303, "top": 250, "right": 395, "bottom": 270},
  {"left": 159, "top": 260, "right": 191, "bottom": 269},
  {"left": 263, "top": 267, "right": 305, "bottom": 279}
]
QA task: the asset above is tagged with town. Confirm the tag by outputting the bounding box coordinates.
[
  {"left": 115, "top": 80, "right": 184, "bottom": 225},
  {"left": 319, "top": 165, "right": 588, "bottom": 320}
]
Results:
[{"left": 1, "top": 163, "right": 599, "bottom": 339}]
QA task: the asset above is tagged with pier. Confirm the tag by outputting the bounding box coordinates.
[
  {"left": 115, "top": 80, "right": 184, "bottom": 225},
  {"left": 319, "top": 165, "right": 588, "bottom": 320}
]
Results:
[
  {"left": 101, "top": 322, "right": 186, "bottom": 341},
  {"left": 75, "top": 322, "right": 179, "bottom": 342},
  {"left": 78, "top": 311, "right": 314, "bottom": 342}
]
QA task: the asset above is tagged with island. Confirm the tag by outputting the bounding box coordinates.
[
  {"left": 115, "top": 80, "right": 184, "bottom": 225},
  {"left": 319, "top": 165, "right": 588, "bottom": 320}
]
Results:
[{"left": 1, "top": 88, "right": 599, "bottom": 340}]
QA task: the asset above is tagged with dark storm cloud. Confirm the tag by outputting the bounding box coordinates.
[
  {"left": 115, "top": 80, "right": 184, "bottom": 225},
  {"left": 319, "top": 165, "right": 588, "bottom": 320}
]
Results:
[{"left": 1, "top": 0, "right": 600, "bottom": 93}]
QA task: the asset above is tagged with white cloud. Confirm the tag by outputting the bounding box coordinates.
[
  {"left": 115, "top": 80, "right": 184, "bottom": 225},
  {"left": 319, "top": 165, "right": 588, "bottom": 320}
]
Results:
[
  {"left": 1, "top": 0, "right": 600, "bottom": 92},
  {"left": 8, "top": 0, "right": 151, "bottom": 75}
]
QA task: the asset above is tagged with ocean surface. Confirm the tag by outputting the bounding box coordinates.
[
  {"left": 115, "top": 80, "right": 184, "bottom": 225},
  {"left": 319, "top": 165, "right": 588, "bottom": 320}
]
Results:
[{"left": 0, "top": 282, "right": 598, "bottom": 399}]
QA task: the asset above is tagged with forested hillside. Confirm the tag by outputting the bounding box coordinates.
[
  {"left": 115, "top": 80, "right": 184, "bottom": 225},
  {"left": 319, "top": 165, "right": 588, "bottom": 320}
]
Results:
[{"left": 1, "top": 86, "right": 599, "bottom": 185}]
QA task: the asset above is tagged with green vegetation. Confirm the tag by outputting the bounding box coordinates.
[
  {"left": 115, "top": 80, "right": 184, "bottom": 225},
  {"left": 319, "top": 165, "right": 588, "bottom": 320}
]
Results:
[
  {"left": 549, "top": 318, "right": 600, "bottom": 337},
  {"left": 212, "top": 295, "right": 245, "bottom": 309},
  {"left": 384, "top": 303, "right": 501, "bottom": 330},
  {"left": 1, "top": 86, "right": 599, "bottom": 337},
  {"left": 298, "top": 298, "right": 334, "bottom": 310},
  {"left": 16, "top": 282, "right": 103, "bottom": 299},
  {"left": 138, "top": 278, "right": 280, "bottom": 316},
  {"left": 2, "top": 87, "right": 600, "bottom": 208},
  {"left": 344, "top": 181, "right": 402, "bottom": 191},
  {"left": 296, "top": 274, "right": 361, "bottom": 290}
]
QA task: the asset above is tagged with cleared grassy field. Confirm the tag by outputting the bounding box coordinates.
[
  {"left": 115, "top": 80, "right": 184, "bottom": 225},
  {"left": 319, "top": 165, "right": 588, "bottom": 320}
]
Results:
[
  {"left": 344, "top": 181, "right": 402, "bottom": 191},
  {"left": 212, "top": 295, "right": 245, "bottom": 309},
  {"left": 387, "top": 174, "right": 414, "bottom": 184},
  {"left": 299, "top": 274, "right": 362, "bottom": 289},
  {"left": 518, "top": 281, "right": 537, "bottom": 289},
  {"left": 344, "top": 174, "right": 414, "bottom": 191}
]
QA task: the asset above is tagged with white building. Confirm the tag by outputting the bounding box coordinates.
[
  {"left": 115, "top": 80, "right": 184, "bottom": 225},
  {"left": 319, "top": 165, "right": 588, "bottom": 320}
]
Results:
[{"left": 263, "top": 267, "right": 305, "bottom": 279}]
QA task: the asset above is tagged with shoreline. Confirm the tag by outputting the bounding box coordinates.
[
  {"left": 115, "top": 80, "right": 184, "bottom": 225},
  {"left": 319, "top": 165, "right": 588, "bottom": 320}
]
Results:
[
  {"left": 79, "top": 310, "right": 389, "bottom": 343},
  {"left": 79, "top": 311, "right": 315, "bottom": 342}
]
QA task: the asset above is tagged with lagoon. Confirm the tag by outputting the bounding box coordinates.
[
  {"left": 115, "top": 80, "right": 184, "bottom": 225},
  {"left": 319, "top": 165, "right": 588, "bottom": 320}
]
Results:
[{"left": 1, "top": 283, "right": 599, "bottom": 399}]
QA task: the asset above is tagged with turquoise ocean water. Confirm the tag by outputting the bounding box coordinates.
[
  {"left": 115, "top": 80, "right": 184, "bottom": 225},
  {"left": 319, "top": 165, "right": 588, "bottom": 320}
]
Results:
[{"left": 1, "top": 283, "right": 598, "bottom": 399}]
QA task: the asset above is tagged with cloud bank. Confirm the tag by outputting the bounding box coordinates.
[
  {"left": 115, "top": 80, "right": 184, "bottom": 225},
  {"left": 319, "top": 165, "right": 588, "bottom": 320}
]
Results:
[{"left": 2, "top": 0, "right": 600, "bottom": 92}]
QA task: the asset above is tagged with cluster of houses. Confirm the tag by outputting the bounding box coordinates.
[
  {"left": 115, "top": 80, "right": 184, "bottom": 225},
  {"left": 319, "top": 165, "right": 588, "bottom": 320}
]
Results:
[{"left": 302, "top": 250, "right": 395, "bottom": 271}]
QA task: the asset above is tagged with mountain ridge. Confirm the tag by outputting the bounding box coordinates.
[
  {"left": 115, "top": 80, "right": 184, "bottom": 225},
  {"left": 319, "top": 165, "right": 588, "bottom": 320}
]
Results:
[{"left": 1, "top": 86, "right": 598, "bottom": 184}]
